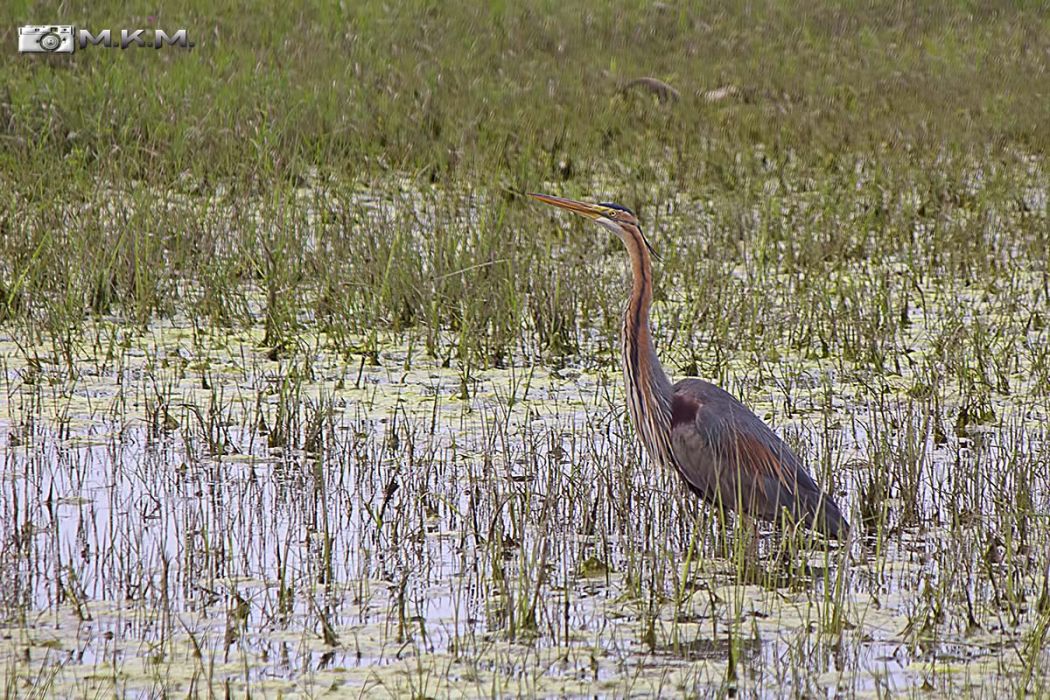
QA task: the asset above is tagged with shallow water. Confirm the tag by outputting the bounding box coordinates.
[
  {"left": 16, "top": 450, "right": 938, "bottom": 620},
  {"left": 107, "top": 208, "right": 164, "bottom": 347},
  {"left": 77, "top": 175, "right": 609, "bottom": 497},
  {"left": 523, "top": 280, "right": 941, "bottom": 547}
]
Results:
[{"left": 1, "top": 279, "right": 1048, "bottom": 696}]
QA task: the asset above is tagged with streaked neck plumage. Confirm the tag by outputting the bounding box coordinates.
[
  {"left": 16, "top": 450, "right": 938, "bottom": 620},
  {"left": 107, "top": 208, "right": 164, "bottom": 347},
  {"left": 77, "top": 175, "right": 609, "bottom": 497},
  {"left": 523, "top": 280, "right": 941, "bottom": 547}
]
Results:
[{"left": 618, "top": 223, "right": 675, "bottom": 467}]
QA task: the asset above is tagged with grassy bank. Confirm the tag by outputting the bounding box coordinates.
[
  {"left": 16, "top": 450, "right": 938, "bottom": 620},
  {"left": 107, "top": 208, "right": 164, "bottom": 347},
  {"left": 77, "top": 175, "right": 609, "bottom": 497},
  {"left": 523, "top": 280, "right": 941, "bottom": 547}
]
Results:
[{"left": 0, "top": 2, "right": 1047, "bottom": 366}]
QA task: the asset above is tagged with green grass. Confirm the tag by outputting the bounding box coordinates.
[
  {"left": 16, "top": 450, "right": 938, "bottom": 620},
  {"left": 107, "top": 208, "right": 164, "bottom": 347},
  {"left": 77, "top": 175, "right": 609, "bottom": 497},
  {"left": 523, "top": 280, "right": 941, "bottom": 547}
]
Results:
[
  {"left": 0, "top": 1, "right": 1047, "bottom": 363},
  {"left": 2, "top": 2, "right": 1048, "bottom": 180}
]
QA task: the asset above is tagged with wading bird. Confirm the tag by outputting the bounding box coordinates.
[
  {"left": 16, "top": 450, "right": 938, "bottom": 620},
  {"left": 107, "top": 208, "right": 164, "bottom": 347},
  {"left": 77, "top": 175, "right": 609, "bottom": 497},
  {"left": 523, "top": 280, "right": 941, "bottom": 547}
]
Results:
[{"left": 529, "top": 193, "right": 848, "bottom": 539}]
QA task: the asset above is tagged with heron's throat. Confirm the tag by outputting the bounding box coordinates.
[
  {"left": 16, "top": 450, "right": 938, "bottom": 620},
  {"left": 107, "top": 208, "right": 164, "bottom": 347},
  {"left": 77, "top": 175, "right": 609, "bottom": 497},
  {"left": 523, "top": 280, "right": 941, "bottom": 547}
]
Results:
[{"left": 620, "top": 228, "right": 674, "bottom": 467}]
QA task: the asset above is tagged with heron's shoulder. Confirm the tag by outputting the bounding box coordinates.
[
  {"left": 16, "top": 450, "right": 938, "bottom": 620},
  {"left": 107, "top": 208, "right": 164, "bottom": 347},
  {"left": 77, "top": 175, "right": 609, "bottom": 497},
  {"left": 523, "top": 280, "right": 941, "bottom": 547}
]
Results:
[
  {"left": 670, "top": 378, "right": 775, "bottom": 437},
  {"left": 672, "top": 378, "right": 746, "bottom": 407},
  {"left": 669, "top": 379, "right": 737, "bottom": 429}
]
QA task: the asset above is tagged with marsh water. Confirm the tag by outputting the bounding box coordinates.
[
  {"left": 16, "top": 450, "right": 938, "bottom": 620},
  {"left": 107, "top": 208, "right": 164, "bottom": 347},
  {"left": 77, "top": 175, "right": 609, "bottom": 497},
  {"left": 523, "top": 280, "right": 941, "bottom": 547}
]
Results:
[
  {"left": 0, "top": 159, "right": 1047, "bottom": 698},
  {"left": 2, "top": 271, "right": 1048, "bottom": 697}
]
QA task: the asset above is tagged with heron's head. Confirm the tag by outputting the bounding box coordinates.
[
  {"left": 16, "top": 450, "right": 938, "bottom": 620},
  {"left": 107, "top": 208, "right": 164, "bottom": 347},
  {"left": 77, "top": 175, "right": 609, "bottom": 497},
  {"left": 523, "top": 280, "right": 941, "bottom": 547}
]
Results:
[{"left": 529, "top": 193, "right": 653, "bottom": 256}]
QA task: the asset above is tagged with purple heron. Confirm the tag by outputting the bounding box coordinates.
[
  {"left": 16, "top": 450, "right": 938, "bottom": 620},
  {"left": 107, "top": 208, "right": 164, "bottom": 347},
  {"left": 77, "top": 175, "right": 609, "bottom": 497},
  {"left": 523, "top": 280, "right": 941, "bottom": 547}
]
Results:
[{"left": 530, "top": 193, "right": 848, "bottom": 539}]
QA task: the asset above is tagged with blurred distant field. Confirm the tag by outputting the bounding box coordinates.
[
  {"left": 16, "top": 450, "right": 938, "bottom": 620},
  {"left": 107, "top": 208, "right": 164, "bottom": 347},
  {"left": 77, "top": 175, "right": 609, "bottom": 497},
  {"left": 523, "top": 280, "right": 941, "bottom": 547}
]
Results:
[{"left": 0, "top": 2, "right": 1047, "bottom": 351}]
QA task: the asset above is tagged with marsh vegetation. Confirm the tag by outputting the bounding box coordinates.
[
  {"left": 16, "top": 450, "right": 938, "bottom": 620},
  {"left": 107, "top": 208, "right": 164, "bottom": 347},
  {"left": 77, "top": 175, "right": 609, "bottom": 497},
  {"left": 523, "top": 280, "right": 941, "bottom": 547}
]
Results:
[{"left": 1, "top": 2, "right": 1049, "bottom": 696}]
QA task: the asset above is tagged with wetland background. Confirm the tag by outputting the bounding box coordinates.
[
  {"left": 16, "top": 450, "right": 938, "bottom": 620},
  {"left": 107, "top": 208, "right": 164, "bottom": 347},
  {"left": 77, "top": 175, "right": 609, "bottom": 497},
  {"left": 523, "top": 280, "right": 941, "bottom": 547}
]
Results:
[{"left": 1, "top": 2, "right": 1049, "bottom": 696}]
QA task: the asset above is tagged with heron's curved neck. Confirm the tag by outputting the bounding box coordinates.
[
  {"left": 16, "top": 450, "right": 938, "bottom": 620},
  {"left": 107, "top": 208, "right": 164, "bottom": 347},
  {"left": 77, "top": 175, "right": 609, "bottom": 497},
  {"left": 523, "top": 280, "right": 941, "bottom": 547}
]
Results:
[{"left": 620, "top": 227, "right": 673, "bottom": 421}]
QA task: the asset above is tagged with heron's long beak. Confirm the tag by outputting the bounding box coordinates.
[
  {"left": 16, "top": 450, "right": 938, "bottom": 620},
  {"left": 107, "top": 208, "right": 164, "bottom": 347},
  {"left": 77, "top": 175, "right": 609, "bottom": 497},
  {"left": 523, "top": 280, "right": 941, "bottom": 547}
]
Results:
[{"left": 528, "top": 192, "right": 613, "bottom": 220}]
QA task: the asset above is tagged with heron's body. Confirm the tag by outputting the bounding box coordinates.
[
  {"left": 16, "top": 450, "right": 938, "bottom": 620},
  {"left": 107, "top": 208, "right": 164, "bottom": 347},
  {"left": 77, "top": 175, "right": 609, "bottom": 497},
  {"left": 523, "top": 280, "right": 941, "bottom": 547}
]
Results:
[{"left": 531, "top": 192, "right": 848, "bottom": 539}]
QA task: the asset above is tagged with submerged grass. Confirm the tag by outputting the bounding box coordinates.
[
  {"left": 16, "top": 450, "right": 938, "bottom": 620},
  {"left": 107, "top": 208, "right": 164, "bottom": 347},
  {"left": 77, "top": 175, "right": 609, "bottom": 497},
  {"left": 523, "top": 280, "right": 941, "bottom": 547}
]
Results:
[
  {"left": 0, "top": 1, "right": 1049, "bottom": 697},
  {"left": 0, "top": 318, "right": 1047, "bottom": 696}
]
